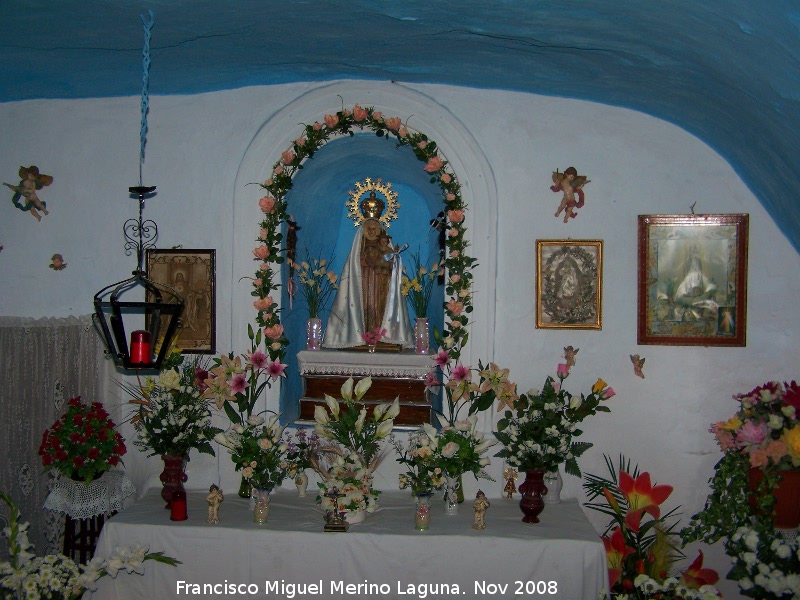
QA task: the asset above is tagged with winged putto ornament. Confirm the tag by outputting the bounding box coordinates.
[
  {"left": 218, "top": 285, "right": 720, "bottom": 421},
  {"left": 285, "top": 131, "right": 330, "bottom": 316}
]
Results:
[
  {"left": 4, "top": 165, "right": 53, "bottom": 221},
  {"left": 551, "top": 166, "right": 589, "bottom": 222},
  {"left": 630, "top": 354, "right": 646, "bottom": 379}
]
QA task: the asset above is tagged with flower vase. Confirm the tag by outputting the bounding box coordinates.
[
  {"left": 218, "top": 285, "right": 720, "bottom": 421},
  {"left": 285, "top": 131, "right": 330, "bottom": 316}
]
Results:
[
  {"left": 253, "top": 488, "right": 271, "bottom": 524},
  {"left": 414, "top": 317, "right": 430, "bottom": 354},
  {"left": 159, "top": 454, "right": 188, "bottom": 509},
  {"left": 519, "top": 470, "right": 548, "bottom": 523},
  {"left": 443, "top": 474, "right": 461, "bottom": 514},
  {"left": 238, "top": 475, "right": 252, "bottom": 499},
  {"left": 295, "top": 471, "right": 309, "bottom": 497},
  {"left": 306, "top": 317, "right": 323, "bottom": 350},
  {"left": 345, "top": 507, "right": 366, "bottom": 525},
  {"left": 415, "top": 493, "right": 432, "bottom": 530},
  {"left": 748, "top": 468, "right": 800, "bottom": 529},
  {"left": 543, "top": 470, "right": 563, "bottom": 504}
]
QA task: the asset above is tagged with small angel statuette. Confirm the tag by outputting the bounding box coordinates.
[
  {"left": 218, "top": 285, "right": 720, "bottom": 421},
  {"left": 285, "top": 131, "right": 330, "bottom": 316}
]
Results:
[
  {"left": 503, "top": 467, "right": 518, "bottom": 499},
  {"left": 630, "top": 354, "right": 646, "bottom": 379},
  {"left": 206, "top": 484, "right": 224, "bottom": 524},
  {"left": 473, "top": 490, "right": 490, "bottom": 530},
  {"left": 551, "top": 167, "right": 589, "bottom": 222}
]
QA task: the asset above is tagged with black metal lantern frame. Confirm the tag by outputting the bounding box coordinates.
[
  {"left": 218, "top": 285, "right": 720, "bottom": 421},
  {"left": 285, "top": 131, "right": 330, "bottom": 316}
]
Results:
[{"left": 93, "top": 186, "right": 184, "bottom": 370}]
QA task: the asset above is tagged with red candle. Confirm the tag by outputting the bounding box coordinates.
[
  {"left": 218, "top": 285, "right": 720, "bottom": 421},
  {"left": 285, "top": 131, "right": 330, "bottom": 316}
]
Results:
[
  {"left": 170, "top": 488, "right": 188, "bottom": 521},
  {"left": 130, "top": 330, "right": 151, "bottom": 364}
]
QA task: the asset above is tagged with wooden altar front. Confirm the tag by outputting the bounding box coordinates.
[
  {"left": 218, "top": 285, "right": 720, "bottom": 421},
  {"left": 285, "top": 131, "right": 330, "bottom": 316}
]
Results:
[{"left": 296, "top": 350, "right": 435, "bottom": 427}]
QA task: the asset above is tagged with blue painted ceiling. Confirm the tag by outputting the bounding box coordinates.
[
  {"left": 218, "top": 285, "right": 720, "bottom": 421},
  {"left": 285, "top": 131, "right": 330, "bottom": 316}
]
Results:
[{"left": 2, "top": 0, "right": 799, "bottom": 251}]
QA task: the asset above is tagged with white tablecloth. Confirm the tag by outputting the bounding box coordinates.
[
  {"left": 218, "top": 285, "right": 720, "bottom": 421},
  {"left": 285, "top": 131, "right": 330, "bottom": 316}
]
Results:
[{"left": 91, "top": 488, "right": 606, "bottom": 600}]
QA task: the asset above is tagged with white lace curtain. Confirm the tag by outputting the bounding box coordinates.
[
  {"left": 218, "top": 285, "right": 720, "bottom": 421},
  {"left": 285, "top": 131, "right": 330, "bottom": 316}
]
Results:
[{"left": 0, "top": 315, "right": 102, "bottom": 557}]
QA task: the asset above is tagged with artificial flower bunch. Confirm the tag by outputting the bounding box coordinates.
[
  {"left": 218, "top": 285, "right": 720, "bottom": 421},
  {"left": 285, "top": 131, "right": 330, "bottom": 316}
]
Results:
[
  {"left": 203, "top": 324, "right": 288, "bottom": 427},
  {"left": 125, "top": 353, "right": 221, "bottom": 459},
  {"left": 421, "top": 415, "right": 495, "bottom": 481},
  {"left": 723, "top": 524, "right": 800, "bottom": 599},
  {"left": 38, "top": 396, "right": 127, "bottom": 484},
  {"left": 283, "top": 428, "right": 321, "bottom": 473},
  {"left": 428, "top": 349, "right": 519, "bottom": 426},
  {"left": 494, "top": 366, "right": 614, "bottom": 477},
  {"left": 315, "top": 448, "right": 381, "bottom": 516},
  {"left": 584, "top": 456, "right": 721, "bottom": 600},
  {"left": 313, "top": 377, "right": 398, "bottom": 466},
  {"left": 710, "top": 380, "right": 800, "bottom": 470},
  {"left": 360, "top": 327, "right": 386, "bottom": 347},
  {"left": 215, "top": 413, "right": 292, "bottom": 491},
  {"left": 390, "top": 431, "right": 446, "bottom": 495},
  {"left": 0, "top": 491, "right": 178, "bottom": 600},
  {"left": 401, "top": 252, "right": 442, "bottom": 319},
  {"left": 288, "top": 254, "right": 339, "bottom": 319}
]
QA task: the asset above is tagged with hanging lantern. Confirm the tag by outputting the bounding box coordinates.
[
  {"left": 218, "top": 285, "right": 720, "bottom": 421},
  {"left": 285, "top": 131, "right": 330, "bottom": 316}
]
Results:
[{"left": 93, "top": 186, "right": 183, "bottom": 370}]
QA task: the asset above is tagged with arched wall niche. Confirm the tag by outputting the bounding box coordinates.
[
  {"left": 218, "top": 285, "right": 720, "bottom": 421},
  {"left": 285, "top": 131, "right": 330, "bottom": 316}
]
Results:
[{"left": 232, "top": 80, "right": 499, "bottom": 422}]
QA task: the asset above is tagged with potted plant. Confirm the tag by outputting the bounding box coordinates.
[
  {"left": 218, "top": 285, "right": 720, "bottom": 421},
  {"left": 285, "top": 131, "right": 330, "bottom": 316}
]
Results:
[
  {"left": 39, "top": 396, "right": 127, "bottom": 484},
  {"left": 681, "top": 380, "right": 800, "bottom": 599},
  {"left": 584, "top": 456, "right": 721, "bottom": 599}
]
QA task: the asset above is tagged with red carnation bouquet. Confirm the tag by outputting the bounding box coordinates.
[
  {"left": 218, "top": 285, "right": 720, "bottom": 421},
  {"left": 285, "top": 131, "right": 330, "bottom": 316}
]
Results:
[{"left": 39, "top": 396, "right": 127, "bottom": 484}]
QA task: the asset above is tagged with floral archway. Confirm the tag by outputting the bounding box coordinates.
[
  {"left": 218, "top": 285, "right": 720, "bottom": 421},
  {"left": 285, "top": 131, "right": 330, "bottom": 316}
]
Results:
[{"left": 250, "top": 104, "right": 474, "bottom": 365}]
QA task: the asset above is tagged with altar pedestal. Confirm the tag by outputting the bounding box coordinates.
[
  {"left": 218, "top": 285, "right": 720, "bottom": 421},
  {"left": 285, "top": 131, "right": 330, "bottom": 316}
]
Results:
[{"left": 296, "top": 350, "right": 435, "bottom": 427}]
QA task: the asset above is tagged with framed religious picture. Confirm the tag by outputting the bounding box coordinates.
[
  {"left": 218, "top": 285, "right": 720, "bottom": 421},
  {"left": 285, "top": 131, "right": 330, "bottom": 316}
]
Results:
[
  {"left": 637, "top": 214, "right": 749, "bottom": 346},
  {"left": 146, "top": 248, "right": 216, "bottom": 354},
  {"left": 536, "top": 240, "right": 603, "bottom": 329}
]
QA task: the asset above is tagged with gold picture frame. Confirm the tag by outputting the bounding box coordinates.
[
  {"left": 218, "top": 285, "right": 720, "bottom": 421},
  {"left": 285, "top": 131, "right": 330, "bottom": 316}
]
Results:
[
  {"left": 637, "top": 214, "right": 748, "bottom": 346},
  {"left": 146, "top": 249, "right": 216, "bottom": 354},
  {"left": 536, "top": 240, "right": 603, "bottom": 329}
]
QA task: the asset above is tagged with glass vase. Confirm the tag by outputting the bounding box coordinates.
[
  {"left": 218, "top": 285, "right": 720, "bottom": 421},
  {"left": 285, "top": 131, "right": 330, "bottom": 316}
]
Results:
[
  {"left": 415, "top": 493, "right": 432, "bottom": 530},
  {"left": 306, "top": 317, "right": 323, "bottom": 350},
  {"left": 253, "top": 487, "right": 271, "bottom": 524},
  {"left": 414, "top": 317, "right": 430, "bottom": 354},
  {"left": 543, "top": 469, "right": 563, "bottom": 504},
  {"left": 159, "top": 454, "right": 188, "bottom": 509},
  {"left": 238, "top": 475, "right": 251, "bottom": 499}
]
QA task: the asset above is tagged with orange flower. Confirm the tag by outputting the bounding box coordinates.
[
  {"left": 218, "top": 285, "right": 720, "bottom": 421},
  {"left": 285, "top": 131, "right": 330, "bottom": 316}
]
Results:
[
  {"left": 680, "top": 550, "right": 719, "bottom": 589},
  {"left": 602, "top": 527, "right": 635, "bottom": 587},
  {"left": 618, "top": 471, "right": 673, "bottom": 519}
]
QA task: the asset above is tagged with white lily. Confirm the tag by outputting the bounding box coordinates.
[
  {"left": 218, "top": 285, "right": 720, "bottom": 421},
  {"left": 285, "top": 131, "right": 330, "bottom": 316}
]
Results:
[
  {"left": 435, "top": 413, "right": 450, "bottom": 428},
  {"left": 355, "top": 408, "right": 367, "bottom": 433},
  {"left": 375, "top": 419, "right": 394, "bottom": 439},
  {"left": 266, "top": 413, "right": 281, "bottom": 430},
  {"left": 373, "top": 402, "right": 388, "bottom": 420},
  {"left": 247, "top": 414, "right": 265, "bottom": 426},
  {"left": 467, "top": 414, "right": 478, "bottom": 434},
  {"left": 340, "top": 377, "right": 355, "bottom": 401},
  {"left": 314, "top": 404, "right": 329, "bottom": 425},
  {"left": 384, "top": 397, "right": 400, "bottom": 420},
  {"left": 475, "top": 439, "right": 496, "bottom": 453},
  {"left": 354, "top": 377, "right": 373, "bottom": 400},
  {"left": 422, "top": 422, "right": 438, "bottom": 445},
  {"left": 324, "top": 394, "right": 340, "bottom": 417}
]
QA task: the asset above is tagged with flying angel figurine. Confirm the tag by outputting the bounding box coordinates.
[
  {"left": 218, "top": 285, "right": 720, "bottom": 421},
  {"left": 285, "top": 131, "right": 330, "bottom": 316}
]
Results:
[
  {"left": 630, "top": 354, "right": 646, "bottom": 379},
  {"left": 551, "top": 166, "right": 589, "bottom": 222},
  {"left": 4, "top": 165, "right": 54, "bottom": 221}
]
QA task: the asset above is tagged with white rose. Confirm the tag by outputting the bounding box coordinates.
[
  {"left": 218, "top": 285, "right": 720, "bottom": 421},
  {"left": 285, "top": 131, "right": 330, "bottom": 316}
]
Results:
[{"left": 158, "top": 369, "right": 181, "bottom": 391}]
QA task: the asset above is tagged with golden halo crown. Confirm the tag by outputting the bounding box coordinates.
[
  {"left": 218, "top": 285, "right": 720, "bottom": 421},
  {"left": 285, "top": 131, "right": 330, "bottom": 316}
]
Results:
[{"left": 347, "top": 178, "right": 399, "bottom": 228}]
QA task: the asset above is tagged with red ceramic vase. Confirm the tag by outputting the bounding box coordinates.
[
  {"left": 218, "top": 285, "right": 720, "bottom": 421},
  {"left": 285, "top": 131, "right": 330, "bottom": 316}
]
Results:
[
  {"left": 160, "top": 454, "right": 188, "bottom": 509},
  {"left": 518, "top": 469, "right": 548, "bottom": 523},
  {"left": 748, "top": 468, "right": 800, "bottom": 529}
]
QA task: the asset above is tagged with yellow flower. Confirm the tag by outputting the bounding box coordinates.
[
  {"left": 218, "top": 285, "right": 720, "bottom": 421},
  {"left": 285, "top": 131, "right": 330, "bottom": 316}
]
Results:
[
  {"left": 592, "top": 378, "right": 608, "bottom": 394},
  {"left": 718, "top": 416, "right": 743, "bottom": 431},
  {"left": 782, "top": 426, "right": 800, "bottom": 466}
]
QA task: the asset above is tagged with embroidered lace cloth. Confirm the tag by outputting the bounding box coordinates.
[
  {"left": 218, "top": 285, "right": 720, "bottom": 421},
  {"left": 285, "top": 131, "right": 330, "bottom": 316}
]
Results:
[{"left": 44, "top": 470, "right": 137, "bottom": 519}]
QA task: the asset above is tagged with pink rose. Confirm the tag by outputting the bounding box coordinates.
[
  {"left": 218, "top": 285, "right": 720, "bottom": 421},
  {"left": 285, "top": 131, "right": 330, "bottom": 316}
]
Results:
[
  {"left": 313, "top": 122, "right": 323, "bottom": 131},
  {"left": 423, "top": 155, "right": 444, "bottom": 173},
  {"left": 417, "top": 141, "right": 427, "bottom": 149},
  {"left": 324, "top": 114, "right": 339, "bottom": 128},
  {"left": 440, "top": 173, "right": 452, "bottom": 184},
  {"left": 603, "top": 387, "right": 616, "bottom": 399},
  {"left": 737, "top": 420, "right": 768, "bottom": 449},
  {"left": 450, "top": 250, "right": 460, "bottom": 258},
  {"left": 446, "top": 299, "right": 464, "bottom": 316},
  {"left": 398, "top": 126, "right": 408, "bottom": 138},
  {"left": 372, "top": 111, "right": 382, "bottom": 121},
  {"left": 253, "top": 296, "right": 274, "bottom": 311},
  {"left": 448, "top": 209, "right": 465, "bottom": 223},
  {"left": 446, "top": 193, "right": 456, "bottom": 201},
  {"left": 259, "top": 228, "right": 269, "bottom": 240},
  {"left": 442, "top": 442, "right": 459, "bottom": 458},
  {"left": 263, "top": 324, "right": 284, "bottom": 340},
  {"left": 449, "top": 274, "right": 461, "bottom": 284},
  {"left": 353, "top": 105, "right": 368, "bottom": 122},
  {"left": 281, "top": 150, "right": 295, "bottom": 165},
  {"left": 259, "top": 195, "right": 276, "bottom": 214},
  {"left": 259, "top": 262, "right": 270, "bottom": 271},
  {"left": 254, "top": 278, "right": 263, "bottom": 287},
  {"left": 385, "top": 117, "right": 402, "bottom": 131},
  {"left": 557, "top": 363, "right": 570, "bottom": 378},
  {"left": 252, "top": 245, "right": 270, "bottom": 260}
]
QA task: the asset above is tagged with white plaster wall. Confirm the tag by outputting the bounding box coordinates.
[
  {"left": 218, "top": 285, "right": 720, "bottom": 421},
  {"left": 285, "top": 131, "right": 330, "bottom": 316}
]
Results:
[{"left": 2, "top": 81, "right": 797, "bottom": 599}]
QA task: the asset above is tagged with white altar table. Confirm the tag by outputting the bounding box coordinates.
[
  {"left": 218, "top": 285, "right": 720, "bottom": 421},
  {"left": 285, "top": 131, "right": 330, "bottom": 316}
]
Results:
[{"left": 91, "top": 488, "right": 606, "bottom": 600}]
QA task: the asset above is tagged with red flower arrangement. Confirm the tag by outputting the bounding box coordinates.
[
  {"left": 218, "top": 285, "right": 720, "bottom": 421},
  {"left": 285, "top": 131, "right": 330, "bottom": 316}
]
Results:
[{"left": 38, "top": 396, "right": 127, "bottom": 484}]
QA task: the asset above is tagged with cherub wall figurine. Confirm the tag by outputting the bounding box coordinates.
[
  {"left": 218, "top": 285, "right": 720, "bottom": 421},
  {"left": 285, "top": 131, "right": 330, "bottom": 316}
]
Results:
[
  {"left": 503, "top": 467, "right": 518, "bottom": 498},
  {"left": 473, "top": 490, "right": 490, "bottom": 530},
  {"left": 206, "top": 484, "right": 224, "bottom": 524},
  {"left": 551, "top": 166, "right": 589, "bottom": 222},
  {"left": 4, "top": 166, "right": 53, "bottom": 222},
  {"left": 563, "top": 346, "right": 579, "bottom": 371},
  {"left": 630, "top": 354, "right": 646, "bottom": 379},
  {"left": 49, "top": 254, "right": 67, "bottom": 271}
]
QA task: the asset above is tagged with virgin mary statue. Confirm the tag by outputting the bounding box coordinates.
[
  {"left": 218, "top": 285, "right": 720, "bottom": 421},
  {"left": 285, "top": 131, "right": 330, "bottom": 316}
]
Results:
[{"left": 323, "top": 201, "right": 414, "bottom": 349}]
